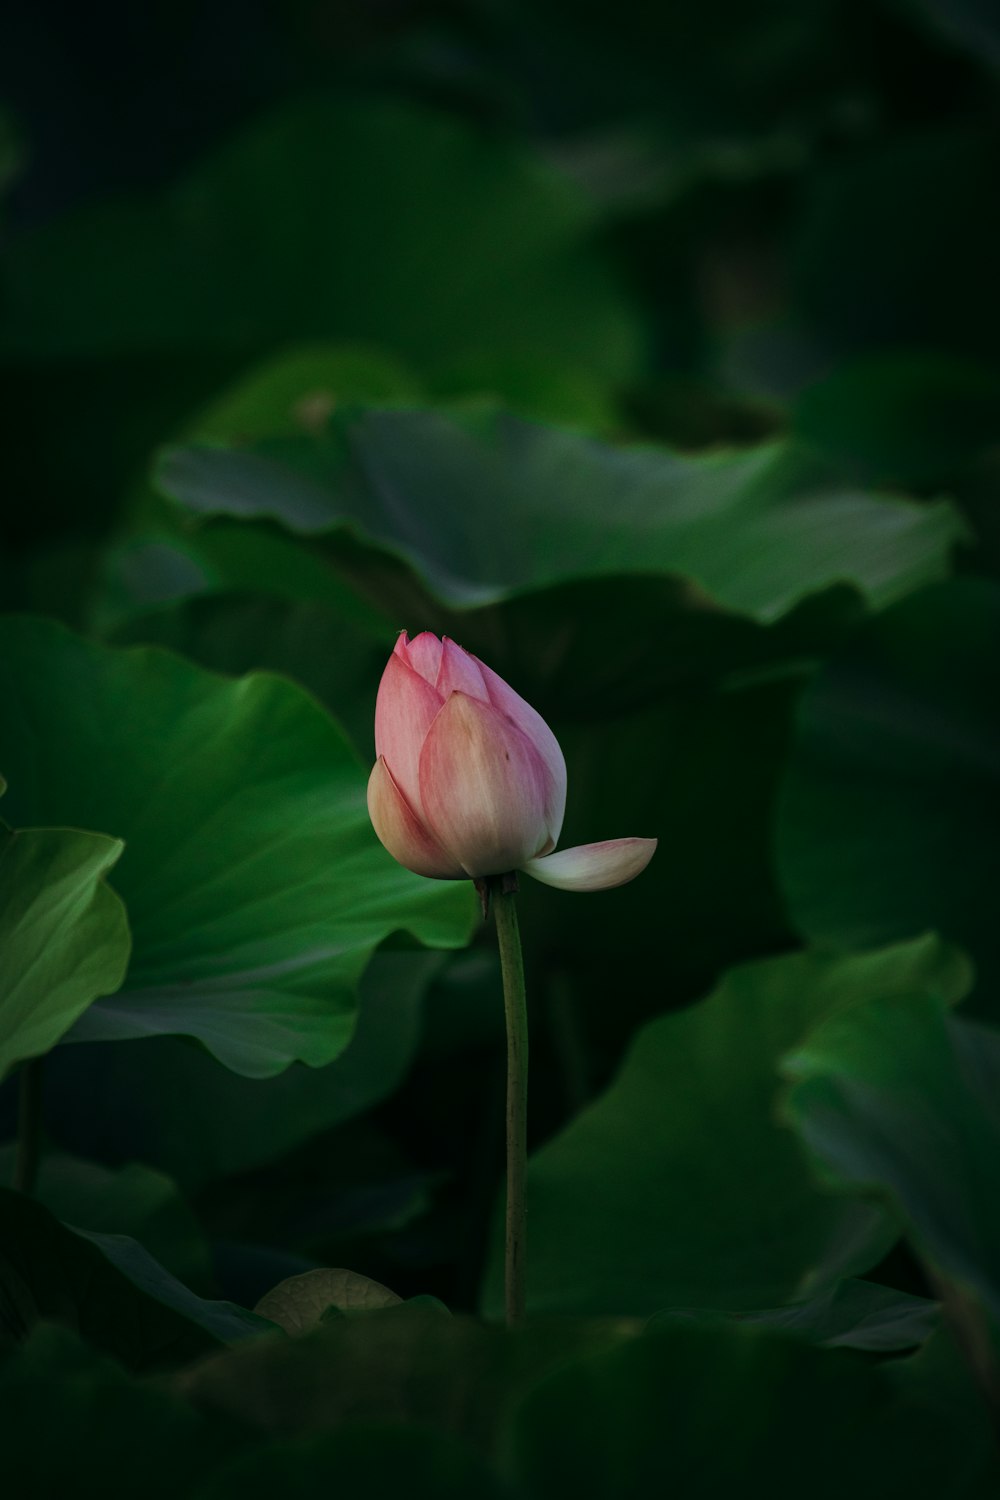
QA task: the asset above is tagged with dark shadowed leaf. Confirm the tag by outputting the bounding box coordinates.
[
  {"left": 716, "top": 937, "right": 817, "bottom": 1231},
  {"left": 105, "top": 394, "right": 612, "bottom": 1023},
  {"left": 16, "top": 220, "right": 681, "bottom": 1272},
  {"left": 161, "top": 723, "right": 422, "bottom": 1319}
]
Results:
[
  {"left": 782, "top": 991, "right": 1000, "bottom": 1325},
  {"left": 885, "top": 1326, "right": 1000, "bottom": 1495},
  {"left": 31, "top": 949, "right": 445, "bottom": 1192},
  {"left": 504, "top": 1319, "right": 996, "bottom": 1500},
  {"left": 480, "top": 938, "right": 970, "bottom": 1317},
  {"left": 0, "top": 1189, "right": 236, "bottom": 1370},
  {"left": 191, "top": 1424, "right": 508, "bottom": 1500},
  {"left": 158, "top": 407, "right": 962, "bottom": 620},
  {"left": 0, "top": 1149, "right": 210, "bottom": 1288},
  {"left": 177, "top": 1304, "right": 635, "bottom": 1449},
  {"left": 776, "top": 579, "right": 1000, "bottom": 1008},
  {"left": 78, "top": 1227, "right": 272, "bottom": 1345},
  {"left": 649, "top": 1277, "right": 939, "bottom": 1351},
  {"left": 0, "top": 1325, "right": 240, "bottom": 1499}
]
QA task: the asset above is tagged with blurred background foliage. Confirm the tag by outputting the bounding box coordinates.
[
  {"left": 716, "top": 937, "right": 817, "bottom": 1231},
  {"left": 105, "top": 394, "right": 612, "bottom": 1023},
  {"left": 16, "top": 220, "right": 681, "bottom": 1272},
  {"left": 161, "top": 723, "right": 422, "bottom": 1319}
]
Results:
[{"left": 2, "top": 1, "right": 1000, "bottom": 1493}]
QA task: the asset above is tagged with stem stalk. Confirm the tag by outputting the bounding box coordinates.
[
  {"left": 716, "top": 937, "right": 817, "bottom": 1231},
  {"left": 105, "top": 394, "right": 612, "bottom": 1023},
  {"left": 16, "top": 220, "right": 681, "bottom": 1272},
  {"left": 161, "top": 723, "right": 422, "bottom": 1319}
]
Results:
[{"left": 493, "top": 874, "right": 528, "bottom": 1327}]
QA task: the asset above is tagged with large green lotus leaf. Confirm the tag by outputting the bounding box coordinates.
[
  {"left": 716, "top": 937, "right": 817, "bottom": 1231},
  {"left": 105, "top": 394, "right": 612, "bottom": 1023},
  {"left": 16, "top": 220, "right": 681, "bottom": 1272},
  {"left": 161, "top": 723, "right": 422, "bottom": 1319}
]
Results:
[
  {"left": 782, "top": 991, "right": 1000, "bottom": 1325},
  {"left": 110, "top": 593, "right": 389, "bottom": 761},
  {"left": 0, "top": 823, "right": 130, "bottom": 1081},
  {"left": 0, "top": 1148, "right": 210, "bottom": 1288},
  {"left": 103, "top": 339, "right": 622, "bottom": 638},
  {"left": 192, "top": 1426, "right": 507, "bottom": 1500},
  {"left": 776, "top": 579, "right": 1000, "bottom": 1008},
  {"left": 0, "top": 1325, "right": 240, "bottom": 1500},
  {"left": 503, "top": 1320, "right": 998, "bottom": 1500},
  {"left": 0, "top": 99, "right": 639, "bottom": 381},
  {"left": 0, "top": 617, "right": 475, "bottom": 1076},
  {"left": 36, "top": 950, "right": 445, "bottom": 1192},
  {"left": 480, "top": 937, "right": 971, "bottom": 1318},
  {"left": 158, "top": 406, "right": 963, "bottom": 621},
  {"left": 0, "top": 1188, "right": 251, "bottom": 1370},
  {"left": 103, "top": 575, "right": 856, "bottom": 1009},
  {"left": 94, "top": 347, "right": 405, "bottom": 659},
  {"left": 116, "top": 342, "right": 427, "bottom": 554}
]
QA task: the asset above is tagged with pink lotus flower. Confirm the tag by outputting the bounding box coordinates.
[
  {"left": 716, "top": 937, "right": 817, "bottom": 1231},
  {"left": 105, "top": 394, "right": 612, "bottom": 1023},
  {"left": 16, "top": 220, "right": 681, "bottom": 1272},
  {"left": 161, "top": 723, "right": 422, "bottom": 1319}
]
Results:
[{"left": 367, "top": 632, "right": 657, "bottom": 890}]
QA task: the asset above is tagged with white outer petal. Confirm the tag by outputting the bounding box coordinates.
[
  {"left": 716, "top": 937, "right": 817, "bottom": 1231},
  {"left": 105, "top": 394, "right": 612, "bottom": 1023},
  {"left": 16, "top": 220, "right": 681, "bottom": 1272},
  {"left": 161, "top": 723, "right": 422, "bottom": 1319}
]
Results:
[{"left": 521, "top": 837, "right": 657, "bottom": 892}]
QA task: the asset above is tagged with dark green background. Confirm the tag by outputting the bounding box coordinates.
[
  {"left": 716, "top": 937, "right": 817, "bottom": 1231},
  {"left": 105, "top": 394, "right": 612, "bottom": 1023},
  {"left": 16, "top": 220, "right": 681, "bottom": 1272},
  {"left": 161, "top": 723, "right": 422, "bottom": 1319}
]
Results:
[{"left": 2, "top": 4, "right": 999, "bottom": 1494}]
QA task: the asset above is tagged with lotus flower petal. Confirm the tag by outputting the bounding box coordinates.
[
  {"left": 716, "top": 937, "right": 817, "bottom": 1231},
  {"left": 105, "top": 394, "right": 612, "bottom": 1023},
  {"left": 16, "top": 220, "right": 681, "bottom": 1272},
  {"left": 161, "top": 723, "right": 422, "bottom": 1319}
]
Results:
[
  {"left": 521, "top": 837, "right": 657, "bottom": 892},
  {"left": 419, "top": 691, "right": 551, "bottom": 877},
  {"left": 436, "top": 637, "right": 490, "bottom": 702},
  {"left": 397, "top": 630, "right": 443, "bottom": 685},
  {"left": 374, "top": 650, "right": 444, "bottom": 814},
  {"left": 475, "top": 657, "right": 567, "bottom": 845},
  {"left": 367, "top": 756, "right": 465, "bottom": 879},
  {"left": 370, "top": 632, "right": 656, "bottom": 895}
]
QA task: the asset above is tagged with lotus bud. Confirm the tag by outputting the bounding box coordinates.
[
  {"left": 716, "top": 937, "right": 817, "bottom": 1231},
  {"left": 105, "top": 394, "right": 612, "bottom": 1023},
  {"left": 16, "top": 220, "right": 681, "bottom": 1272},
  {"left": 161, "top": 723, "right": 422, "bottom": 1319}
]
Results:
[{"left": 367, "top": 632, "right": 656, "bottom": 890}]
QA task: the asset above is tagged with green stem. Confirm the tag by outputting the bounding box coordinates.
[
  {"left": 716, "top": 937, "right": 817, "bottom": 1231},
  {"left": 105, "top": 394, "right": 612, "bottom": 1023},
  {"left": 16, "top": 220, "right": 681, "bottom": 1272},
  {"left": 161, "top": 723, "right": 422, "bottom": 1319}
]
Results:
[
  {"left": 493, "top": 874, "right": 528, "bottom": 1327},
  {"left": 13, "top": 1057, "right": 43, "bottom": 1195}
]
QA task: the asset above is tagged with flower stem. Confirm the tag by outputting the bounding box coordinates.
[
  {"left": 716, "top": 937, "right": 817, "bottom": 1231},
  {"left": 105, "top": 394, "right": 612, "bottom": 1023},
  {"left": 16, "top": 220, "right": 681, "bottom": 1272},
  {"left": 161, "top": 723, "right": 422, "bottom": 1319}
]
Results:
[
  {"left": 492, "top": 872, "right": 528, "bottom": 1327},
  {"left": 14, "top": 1057, "right": 43, "bottom": 1195}
]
